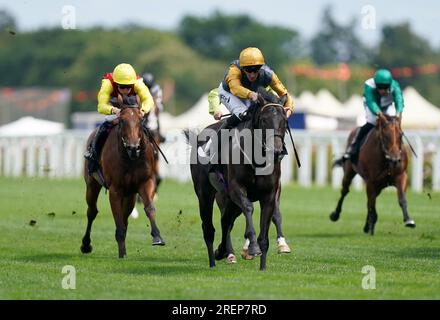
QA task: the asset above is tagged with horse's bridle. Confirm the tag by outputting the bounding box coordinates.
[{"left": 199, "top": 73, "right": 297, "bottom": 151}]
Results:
[
  {"left": 377, "top": 116, "right": 402, "bottom": 163},
  {"left": 254, "top": 102, "right": 287, "bottom": 152},
  {"left": 118, "top": 106, "right": 143, "bottom": 159}
]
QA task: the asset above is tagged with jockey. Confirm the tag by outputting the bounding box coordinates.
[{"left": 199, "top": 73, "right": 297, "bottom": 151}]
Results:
[
  {"left": 344, "top": 68, "right": 404, "bottom": 162},
  {"left": 84, "top": 63, "right": 154, "bottom": 173},
  {"left": 142, "top": 72, "right": 166, "bottom": 143},
  {"left": 200, "top": 47, "right": 294, "bottom": 158},
  {"left": 218, "top": 47, "right": 294, "bottom": 129}
]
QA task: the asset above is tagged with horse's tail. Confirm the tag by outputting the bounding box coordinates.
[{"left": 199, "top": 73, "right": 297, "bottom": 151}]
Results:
[{"left": 332, "top": 157, "right": 345, "bottom": 168}]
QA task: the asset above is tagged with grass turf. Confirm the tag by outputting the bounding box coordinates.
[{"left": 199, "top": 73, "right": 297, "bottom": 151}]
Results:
[{"left": 0, "top": 177, "right": 439, "bottom": 299}]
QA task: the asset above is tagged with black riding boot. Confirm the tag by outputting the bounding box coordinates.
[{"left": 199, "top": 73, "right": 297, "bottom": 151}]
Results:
[
  {"left": 345, "top": 122, "right": 374, "bottom": 163},
  {"left": 85, "top": 121, "right": 113, "bottom": 174}
]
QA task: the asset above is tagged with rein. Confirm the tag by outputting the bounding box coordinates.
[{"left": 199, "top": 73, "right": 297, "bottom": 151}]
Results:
[{"left": 256, "top": 102, "right": 301, "bottom": 168}]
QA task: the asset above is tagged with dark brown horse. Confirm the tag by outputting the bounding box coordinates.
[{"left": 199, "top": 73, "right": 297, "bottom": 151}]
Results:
[
  {"left": 187, "top": 88, "right": 289, "bottom": 270},
  {"left": 81, "top": 95, "right": 164, "bottom": 258},
  {"left": 330, "top": 114, "right": 416, "bottom": 235}
]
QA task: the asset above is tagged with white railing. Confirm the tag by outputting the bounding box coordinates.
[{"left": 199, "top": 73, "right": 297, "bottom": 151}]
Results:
[{"left": 1, "top": 129, "right": 439, "bottom": 192}]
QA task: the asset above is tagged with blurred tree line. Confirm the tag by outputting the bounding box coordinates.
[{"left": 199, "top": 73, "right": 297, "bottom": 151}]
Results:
[{"left": 0, "top": 8, "right": 439, "bottom": 120}]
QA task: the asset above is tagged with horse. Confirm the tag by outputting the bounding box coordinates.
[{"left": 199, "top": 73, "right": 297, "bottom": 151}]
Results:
[
  {"left": 187, "top": 88, "right": 289, "bottom": 270},
  {"left": 330, "top": 114, "right": 416, "bottom": 235},
  {"left": 81, "top": 94, "right": 165, "bottom": 258}
]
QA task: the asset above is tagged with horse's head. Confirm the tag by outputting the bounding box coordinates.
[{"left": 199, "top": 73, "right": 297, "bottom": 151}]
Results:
[
  {"left": 377, "top": 113, "right": 403, "bottom": 167},
  {"left": 252, "top": 87, "right": 288, "bottom": 160},
  {"left": 117, "top": 94, "right": 144, "bottom": 160}
]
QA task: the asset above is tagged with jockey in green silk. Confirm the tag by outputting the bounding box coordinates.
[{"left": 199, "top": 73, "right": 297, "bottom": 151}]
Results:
[{"left": 344, "top": 68, "right": 404, "bottom": 163}]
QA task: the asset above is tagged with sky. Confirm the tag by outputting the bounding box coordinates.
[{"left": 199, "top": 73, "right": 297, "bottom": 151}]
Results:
[{"left": 1, "top": 0, "right": 439, "bottom": 47}]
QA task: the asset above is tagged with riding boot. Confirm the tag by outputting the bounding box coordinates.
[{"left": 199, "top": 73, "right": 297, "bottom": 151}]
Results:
[
  {"left": 208, "top": 114, "right": 242, "bottom": 173},
  {"left": 199, "top": 114, "right": 242, "bottom": 158},
  {"left": 346, "top": 122, "right": 375, "bottom": 163},
  {"left": 85, "top": 121, "right": 113, "bottom": 174}
]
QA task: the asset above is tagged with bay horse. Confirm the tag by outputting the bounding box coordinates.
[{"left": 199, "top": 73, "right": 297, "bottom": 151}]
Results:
[
  {"left": 187, "top": 88, "right": 289, "bottom": 270},
  {"left": 81, "top": 95, "right": 164, "bottom": 258},
  {"left": 330, "top": 114, "right": 416, "bottom": 235}
]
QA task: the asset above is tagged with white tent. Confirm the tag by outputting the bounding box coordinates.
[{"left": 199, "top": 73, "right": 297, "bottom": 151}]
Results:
[
  {"left": 160, "top": 93, "right": 229, "bottom": 131},
  {"left": 402, "top": 87, "right": 440, "bottom": 129},
  {"left": 295, "top": 91, "right": 316, "bottom": 112},
  {"left": 343, "top": 94, "right": 365, "bottom": 126},
  {"left": 159, "top": 87, "right": 440, "bottom": 133},
  {"left": 0, "top": 116, "right": 65, "bottom": 137},
  {"left": 297, "top": 89, "right": 356, "bottom": 120}
]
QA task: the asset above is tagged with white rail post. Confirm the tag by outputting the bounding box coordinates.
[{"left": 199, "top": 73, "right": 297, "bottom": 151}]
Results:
[
  {"left": 12, "top": 138, "right": 23, "bottom": 177},
  {"left": 432, "top": 142, "right": 440, "bottom": 191},
  {"left": 331, "top": 137, "right": 344, "bottom": 189},
  {"left": 316, "top": 143, "right": 328, "bottom": 186},
  {"left": 26, "top": 138, "right": 37, "bottom": 177},
  {"left": 280, "top": 136, "right": 293, "bottom": 185},
  {"left": 411, "top": 135, "right": 424, "bottom": 192},
  {"left": 298, "top": 136, "right": 312, "bottom": 187}
]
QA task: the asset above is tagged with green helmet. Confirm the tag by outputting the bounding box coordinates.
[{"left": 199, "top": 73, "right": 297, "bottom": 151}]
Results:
[{"left": 374, "top": 69, "right": 393, "bottom": 88}]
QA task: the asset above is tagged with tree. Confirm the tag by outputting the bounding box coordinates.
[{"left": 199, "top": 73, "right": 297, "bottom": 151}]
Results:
[
  {"left": 375, "top": 22, "right": 435, "bottom": 68},
  {"left": 178, "top": 11, "right": 303, "bottom": 69},
  {"left": 0, "top": 9, "right": 16, "bottom": 31},
  {"left": 310, "top": 6, "right": 370, "bottom": 65},
  {"left": 374, "top": 22, "right": 440, "bottom": 106}
]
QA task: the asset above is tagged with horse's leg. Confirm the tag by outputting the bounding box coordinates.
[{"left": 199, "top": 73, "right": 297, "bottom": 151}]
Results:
[
  {"left": 215, "top": 199, "right": 241, "bottom": 263},
  {"left": 258, "top": 194, "right": 276, "bottom": 271},
  {"left": 81, "top": 178, "right": 102, "bottom": 254},
  {"left": 197, "top": 188, "right": 216, "bottom": 267},
  {"left": 272, "top": 184, "right": 290, "bottom": 254},
  {"left": 364, "top": 183, "right": 379, "bottom": 235},
  {"left": 395, "top": 172, "right": 416, "bottom": 228},
  {"left": 228, "top": 181, "right": 260, "bottom": 257},
  {"left": 330, "top": 163, "right": 356, "bottom": 222},
  {"left": 242, "top": 185, "right": 289, "bottom": 258},
  {"left": 122, "top": 194, "right": 136, "bottom": 232},
  {"left": 109, "top": 188, "right": 127, "bottom": 258},
  {"left": 139, "top": 178, "right": 165, "bottom": 246}
]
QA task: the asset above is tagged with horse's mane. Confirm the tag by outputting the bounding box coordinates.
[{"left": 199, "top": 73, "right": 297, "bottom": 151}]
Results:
[
  {"left": 257, "top": 87, "right": 280, "bottom": 104},
  {"left": 122, "top": 95, "right": 138, "bottom": 107}
]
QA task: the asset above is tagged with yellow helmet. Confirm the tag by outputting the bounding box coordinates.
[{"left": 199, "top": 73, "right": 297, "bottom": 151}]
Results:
[
  {"left": 239, "top": 47, "right": 265, "bottom": 67},
  {"left": 112, "top": 63, "right": 137, "bottom": 85}
]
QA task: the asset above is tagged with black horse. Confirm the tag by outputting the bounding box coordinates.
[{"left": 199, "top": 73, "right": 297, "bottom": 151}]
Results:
[{"left": 187, "top": 88, "right": 289, "bottom": 270}]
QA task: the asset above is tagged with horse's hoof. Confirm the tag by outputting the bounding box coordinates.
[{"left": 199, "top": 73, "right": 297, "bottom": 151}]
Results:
[
  {"left": 248, "top": 244, "right": 262, "bottom": 257},
  {"left": 152, "top": 237, "right": 165, "bottom": 246},
  {"left": 404, "top": 220, "right": 416, "bottom": 228},
  {"left": 80, "top": 244, "right": 92, "bottom": 254},
  {"left": 277, "top": 243, "right": 291, "bottom": 254},
  {"left": 215, "top": 249, "right": 227, "bottom": 261},
  {"left": 329, "top": 211, "right": 339, "bottom": 222},
  {"left": 241, "top": 249, "right": 254, "bottom": 260},
  {"left": 226, "top": 254, "right": 237, "bottom": 264},
  {"left": 363, "top": 225, "right": 369, "bottom": 234}
]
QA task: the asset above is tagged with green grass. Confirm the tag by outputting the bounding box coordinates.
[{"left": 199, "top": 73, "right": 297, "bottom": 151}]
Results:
[{"left": 0, "top": 177, "right": 439, "bottom": 299}]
